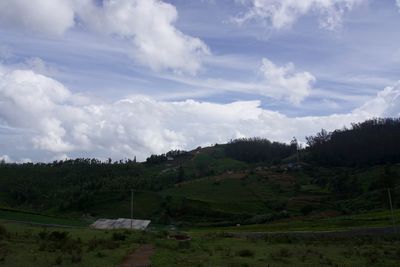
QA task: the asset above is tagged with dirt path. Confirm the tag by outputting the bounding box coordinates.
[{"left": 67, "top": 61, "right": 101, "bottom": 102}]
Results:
[{"left": 118, "top": 244, "right": 155, "bottom": 267}]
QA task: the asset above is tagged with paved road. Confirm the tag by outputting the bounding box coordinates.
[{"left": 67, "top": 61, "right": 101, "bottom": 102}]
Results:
[{"left": 229, "top": 226, "right": 399, "bottom": 239}]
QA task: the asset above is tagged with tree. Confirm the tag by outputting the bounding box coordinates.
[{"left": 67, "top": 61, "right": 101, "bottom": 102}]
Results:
[{"left": 177, "top": 165, "right": 184, "bottom": 183}]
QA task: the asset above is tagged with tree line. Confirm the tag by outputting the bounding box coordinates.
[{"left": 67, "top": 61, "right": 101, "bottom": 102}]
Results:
[
  {"left": 225, "top": 137, "right": 297, "bottom": 163},
  {"left": 306, "top": 118, "right": 400, "bottom": 166}
]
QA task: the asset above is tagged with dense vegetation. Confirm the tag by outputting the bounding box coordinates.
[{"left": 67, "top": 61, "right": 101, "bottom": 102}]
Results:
[
  {"left": 225, "top": 137, "right": 296, "bottom": 163},
  {"left": 306, "top": 118, "right": 400, "bottom": 166}
]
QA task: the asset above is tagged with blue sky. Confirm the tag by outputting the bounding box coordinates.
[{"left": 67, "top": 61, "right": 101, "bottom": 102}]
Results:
[{"left": 0, "top": 0, "right": 400, "bottom": 162}]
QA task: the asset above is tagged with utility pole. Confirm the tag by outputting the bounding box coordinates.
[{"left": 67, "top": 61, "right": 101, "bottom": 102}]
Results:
[
  {"left": 131, "top": 189, "right": 133, "bottom": 230},
  {"left": 387, "top": 188, "right": 397, "bottom": 234}
]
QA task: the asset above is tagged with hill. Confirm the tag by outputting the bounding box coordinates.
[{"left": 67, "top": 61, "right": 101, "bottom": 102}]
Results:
[{"left": 0, "top": 118, "right": 399, "bottom": 227}]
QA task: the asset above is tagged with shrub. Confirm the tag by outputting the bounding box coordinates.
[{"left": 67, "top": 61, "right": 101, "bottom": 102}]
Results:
[
  {"left": 0, "top": 224, "right": 8, "bottom": 239},
  {"left": 96, "top": 252, "right": 106, "bottom": 258},
  {"left": 300, "top": 205, "right": 315, "bottom": 215},
  {"left": 236, "top": 249, "right": 255, "bottom": 257},
  {"left": 71, "top": 252, "right": 82, "bottom": 263},
  {"left": 55, "top": 255, "right": 62, "bottom": 265},
  {"left": 278, "top": 248, "right": 291, "bottom": 257},
  {"left": 112, "top": 232, "right": 126, "bottom": 241},
  {"left": 38, "top": 230, "right": 48, "bottom": 240},
  {"left": 178, "top": 240, "right": 191, "bottom": 250},
  {"left": 49, "top": 231, "right": 69, "bottom": 242},
  {"left": 87, "top": 238, "right": 119, "bottom": 251}
]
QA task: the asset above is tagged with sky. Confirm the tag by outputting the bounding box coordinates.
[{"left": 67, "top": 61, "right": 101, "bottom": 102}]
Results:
[{"left": 0, "top": 0, "right": 400, "bottom": 162}]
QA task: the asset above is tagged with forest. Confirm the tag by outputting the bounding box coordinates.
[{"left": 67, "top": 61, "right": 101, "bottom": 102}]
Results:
[{"left": 306, "top": 118, "right": 400, "bottom": 166}]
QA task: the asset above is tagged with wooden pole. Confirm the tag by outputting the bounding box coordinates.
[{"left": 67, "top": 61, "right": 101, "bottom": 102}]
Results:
[
  {"left": 387, "top": 188, "right": 397, "bottom": 234},
  {"left": 131, "top": 189, "right": 133, "bottom": 230}
]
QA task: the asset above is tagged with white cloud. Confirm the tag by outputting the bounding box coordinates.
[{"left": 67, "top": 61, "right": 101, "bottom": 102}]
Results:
[
  {"left": 0, "top": 154, "right": 11, "bottom": 163},
  {"left": 397, "top": 0, "right": 400, "bottom": 10},
  {"left": 0, "top": 67, "right": 399, "bottom": 162},
  {"left": 160, "top": 58, "right": 315, "bottom": 104},
  {"left": 0, "top": 0, "right": 209, "bottom": 74},
  {"left": 234, "top": 0, "right": 363, "bottom": 30},
  {"left": 259, "top": 58, "right": 315, "bottom": 104},
  {"left": 77, "top": 0, "right": 210, "bottom": 74},
  {"left": 355, "top": 82, "right": 400, "bottom": 117},
  {"left": 0, "top": 0, "right": 75, "bottom": 36},
  {"left": 23, "top": 57, "right": 58, "bottom": 76}
]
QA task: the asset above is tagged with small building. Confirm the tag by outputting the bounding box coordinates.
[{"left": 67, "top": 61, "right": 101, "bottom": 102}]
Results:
[{"left": 90, "top": 218, "right": 151, "bottom": 230}]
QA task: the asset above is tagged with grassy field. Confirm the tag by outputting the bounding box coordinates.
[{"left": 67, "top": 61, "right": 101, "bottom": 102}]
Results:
[
  {"left": 2, "top": 219, "right": 400, "bottom": 267},
  {"left": 0, "top": 221, "right": 141, "bottom": 267},
  {"left": 0, "top": 209, "right": 89, "bottom": 227},
  {"left": 153, "top": 234, "right": 400, "bottom": 267},
  {"left": 187, "top": 209, "right": 400, "bottom": 234}
]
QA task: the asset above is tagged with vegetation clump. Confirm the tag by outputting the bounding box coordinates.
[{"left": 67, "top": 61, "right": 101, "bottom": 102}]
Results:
[
  {"left": 0, "top": 224, "right": 8, "bottom": 239},
  {"left": 236, "top": 249, "right": 255, "bottom": 257}
]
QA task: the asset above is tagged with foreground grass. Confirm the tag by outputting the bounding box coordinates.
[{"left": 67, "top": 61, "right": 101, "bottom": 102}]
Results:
[
  {"left": 153, "top": 233, "right": 400, "bottom": 267},
  {"left": 0, "top": 221, "right": 144, "bottom": 267},
  {"left": 2, "top": 216, "right": 400, "bottom": 267}
]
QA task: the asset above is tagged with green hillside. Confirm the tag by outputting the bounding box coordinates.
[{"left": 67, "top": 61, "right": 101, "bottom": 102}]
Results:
[{"left": 0, "top": 118, "right": 399, "bottom": 229}]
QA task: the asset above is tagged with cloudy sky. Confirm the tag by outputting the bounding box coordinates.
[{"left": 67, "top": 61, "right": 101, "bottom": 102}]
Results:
[{"left": 0, "top": 0, "right": 400, "bottom": 162}]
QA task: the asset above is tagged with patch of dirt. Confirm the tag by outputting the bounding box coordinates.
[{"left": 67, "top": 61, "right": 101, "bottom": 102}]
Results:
[
  {"left": 175, "top": 172, "right": 248, "bottom": 187},
  {"left": 168, "top": 233, "right": 191, "bottom": 241},
  {"left": 118, "top": 244, "right": 155, "bottom": 267}
]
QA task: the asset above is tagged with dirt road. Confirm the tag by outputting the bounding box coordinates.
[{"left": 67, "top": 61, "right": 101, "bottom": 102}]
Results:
[{"left": 117, "top": 244, "right": 155, "bottom": 267}]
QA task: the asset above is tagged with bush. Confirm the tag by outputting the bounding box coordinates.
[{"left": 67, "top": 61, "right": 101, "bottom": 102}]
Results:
[
  {"left": 178, "top": 240, "right": 191, "bottom": 250},
  {"left": 71, "top": 252, "right": 82, "bottom": 263},
  {"left": 278, "top": 248, "right": 291, "bottom": 257},
  {"left": 87, "top": 238, "right": 119, "bottom": 251},
  {"left": 0, "top": 224, "right": 8, "bottom": 239},
  {"left": 49, "top": 231, "right": 69, "bottom": 241},
  {"left": 236, "top": 249, "right": 255, "bottom": 257},
  {"left": 112, "top": 232, "right": 126, "bottom": 241},
  {"left": 96, "top": 251, "right": 106, "bottom": 258},
  {"left": 300, "top": 205, "right": 315, "bottom": 215},
  {"left": 55, "top": 255, "right": 63, "bottom": 265}
]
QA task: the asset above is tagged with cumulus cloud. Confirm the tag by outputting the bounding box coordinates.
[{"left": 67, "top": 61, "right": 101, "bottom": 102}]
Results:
[
  {"left": 234, "top": 0, "right": 363, "bottom": 30},
  {"left": 0, "top": 0, "right": 75, "bottom": 36},
  {"left": 259, "top": 58, "right": 315, "bottom": 104},
  {"left": 0, "top": 0, "right": 209, "bottom": 74},
  {"left": 0, "top": 67, "right": 399, "bottom": 162},
  {"left": 355, "top": 82, "right": 400, "bottom": 117},
  {"left": 163, "top": 58, "right": 315, "bottom": 104},
  {"left": 0, "top": 154, "right": 11, "bottom": 163},
  {"left": 76, "top": 0, "right": 210, "bottom": 74}
]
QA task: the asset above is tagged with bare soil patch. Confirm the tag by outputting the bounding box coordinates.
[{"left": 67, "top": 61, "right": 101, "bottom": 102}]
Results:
[{"left": 118, "top": 244, "right": 155, "bottom": 267}]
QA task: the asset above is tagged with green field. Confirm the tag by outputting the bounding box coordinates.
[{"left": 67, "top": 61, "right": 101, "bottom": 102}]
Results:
[
  {"left": 197, "top": 209, "right": 400, "bottom": 233},
  {"left": 0, "top": 221, "right": 139, "bottom": 267},
  {"left": 153, "top": 233, "right": 400, "bottom": 267},
  {"left": 0, "top": 209, "right": 89, "bottom": 227},
  {"left": 2, "top": 219, "right": 400, "bottom": 267}
]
